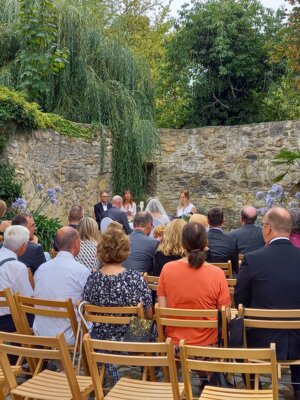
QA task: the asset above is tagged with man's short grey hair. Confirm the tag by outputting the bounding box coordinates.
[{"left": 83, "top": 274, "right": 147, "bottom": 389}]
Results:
[
  {"left": 4, "top": 225, "right": 29, "bottom": 252},
  {"left": 133, "top": 211, "right": 153, "bottom": 228},
  {"left": 112, "top": 195, "right": 122, "bottom": 203}
]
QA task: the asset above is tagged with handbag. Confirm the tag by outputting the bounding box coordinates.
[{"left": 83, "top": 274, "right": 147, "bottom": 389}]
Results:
[
  {"left": 123, "top": 316, "right": 153, "bottom": 342},
  {"left": 228, "top": 315, "right": 244, "bottom": 348}
]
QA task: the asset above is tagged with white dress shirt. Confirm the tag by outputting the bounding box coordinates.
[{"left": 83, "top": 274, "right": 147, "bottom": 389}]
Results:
[
  {"left": 33, "top": 251, "right": 91, "bottom": 345},
  {"left": 0, "top": 247, "right": 33, "bottom": 316}
]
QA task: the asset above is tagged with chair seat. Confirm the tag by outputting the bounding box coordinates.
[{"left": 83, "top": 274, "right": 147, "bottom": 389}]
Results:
[
  {"left": 11, "top": 369, "right": 93, "bottom": 400},
  {"left": 105, "top": 377, "right": 185, "bottom": 399},
  {"left": 0, "top": 365, "right": 22, "bottom": 396},
  {"left": 200, "top": 385, "right": 274, "bottom": 399}
]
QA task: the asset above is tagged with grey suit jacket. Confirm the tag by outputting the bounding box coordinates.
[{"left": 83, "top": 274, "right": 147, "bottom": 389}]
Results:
[
  {"left": 227, "top": 224, "right": 265, "bottom": 254},
  {"left": 123, "top": 230, "right": 158, "bottom": 273},
  {"left": 103, "top": 206, "right": 132, "bottom": 234}
]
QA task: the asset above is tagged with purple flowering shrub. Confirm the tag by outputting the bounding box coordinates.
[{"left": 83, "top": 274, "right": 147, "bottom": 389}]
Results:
[
  {"left": 256, "top": 184, "right": 300, "bottom": 216},
  {"left": 10, "top": 183, "right": 62, "bottom": 252}
]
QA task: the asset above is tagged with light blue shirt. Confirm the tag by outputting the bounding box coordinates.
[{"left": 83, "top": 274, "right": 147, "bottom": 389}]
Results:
[{"left": 33, "top": 251, "right": 91, "bottom": 344}]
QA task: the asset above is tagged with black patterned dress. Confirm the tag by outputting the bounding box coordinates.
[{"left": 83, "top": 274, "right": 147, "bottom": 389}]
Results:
[{"left": 82, "top": 269, "right": 152, "bottom": 340}]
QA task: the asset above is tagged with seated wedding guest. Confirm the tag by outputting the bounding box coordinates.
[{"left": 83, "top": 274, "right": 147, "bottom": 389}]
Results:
[
  {"left": 206, "top": 207, "right": 239, "bottom": 276},
  {"left": 121, "top": 190, "right": 137, "bottom": 218},
  {"left": 68, "top": 205, "right": 84, "bottom": 228},
  {"left": 102, "top": 195, "right": 132, "bottom": 234},
  {"left": 82, "top": 227, "right": 152, "bottom": 383},
  {"left": 0, "top": 200, "right": 11, "bottom": 233},
  {"left": 94, "top": 191, "right": 112, "bottom": 229},
  {"left": 0, "top": 225, "right": 33, "bottom": 332},
  {"left": 153, "top": 224, "right": 165, "bottom": 241},
  {"left": 189, "top": 213, "right": 209, "bottom": 229},
  {"left": 145, "top": 197, "right": 170, "bottom": 225},
  {"left": 75, "top": 217, "right": 100, "bottom": 272},
  {"left": 289, "top": 208, "right": 300, "bottom": 249},
  {"left": 34, "top": 226, "right": 90, "bottom": 344},
  {"left": 158, "top": 222, "right": 231, "bottom": 345},
  {"left": 176, "top": 190, "right": 197, "bottom": 217},
  {"left": 12, "top": 214, "right": 46, "bottom": 275},
  {"left": 154, "top": 219, "right": 186, "bottom": 276},
  {"left": 53, "top": 205, "right": 84, "bottom": 252},
  {"left": 123, "top": 211, "right": 158, "bottom": 273},
  {"left": 234, "top": 207, "right": 300, "bottom": 400},
  {"left": 227, "top": 206, "right": 264, "bottom": 254}
]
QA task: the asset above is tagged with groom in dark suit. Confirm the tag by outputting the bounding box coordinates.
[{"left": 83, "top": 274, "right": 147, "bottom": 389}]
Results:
[
  {"left": 235, "top": 207, "right": 300, "bottom": 400},
  {"left": 94, "top": 191, "right": 112, "bottom": 229}
]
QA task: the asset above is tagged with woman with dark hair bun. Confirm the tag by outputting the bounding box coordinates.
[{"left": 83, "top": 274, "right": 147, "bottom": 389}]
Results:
[{"left": 157, "top": 222, "right": 231, "bottom": 346}]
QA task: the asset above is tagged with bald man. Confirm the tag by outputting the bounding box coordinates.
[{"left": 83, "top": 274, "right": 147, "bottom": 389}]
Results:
[
  {"left": 235, "top": 207, "right": 300, "bottom": 399},
  {"left": 33, "top": 227, "right": 90, "bottom": 344},
  {"left": 102, "top": 195, "right": 132, "bottom": 234},
  {"left": 227, "top": 206, "right": 265, "bottom": 254}
]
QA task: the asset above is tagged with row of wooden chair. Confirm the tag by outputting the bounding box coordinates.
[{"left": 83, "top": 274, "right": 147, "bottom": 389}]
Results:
[
  {"left": 144, "top": 272, "right": 237, "bottom": 307},
  {"left": 0, "top": 330, "right": 278, "bottom": 400}
]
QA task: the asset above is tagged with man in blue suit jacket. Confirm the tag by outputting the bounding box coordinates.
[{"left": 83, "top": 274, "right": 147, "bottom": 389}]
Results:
[
  {"left": 94, "top": 191, "right": 112, "bottom": 229},
  {"left": 235, "top": 207, "right": 300, "bottom": 400}
]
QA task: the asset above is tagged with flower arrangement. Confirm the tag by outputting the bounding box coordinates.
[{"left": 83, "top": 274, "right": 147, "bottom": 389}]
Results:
[{"left": 11, "top": 183, "right": 61, "bottom": 216}]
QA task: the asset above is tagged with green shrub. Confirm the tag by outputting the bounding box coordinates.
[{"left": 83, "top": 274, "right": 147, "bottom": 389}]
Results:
[
  {"left": 0, "top": 164, "right": 22, "bottom": 205},
  {"left": 34, "top": 213, "right": 62, "bottom": 252}
]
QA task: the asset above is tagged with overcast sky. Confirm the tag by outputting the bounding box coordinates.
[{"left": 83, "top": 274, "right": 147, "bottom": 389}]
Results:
[{"left": 169, "top": 0, "right": 291, "bottom": 16}]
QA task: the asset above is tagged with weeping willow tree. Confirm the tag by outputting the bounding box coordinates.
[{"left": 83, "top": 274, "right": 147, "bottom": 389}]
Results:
[{"left": 0, "top": 0, "right": 158, "bottom": 199}]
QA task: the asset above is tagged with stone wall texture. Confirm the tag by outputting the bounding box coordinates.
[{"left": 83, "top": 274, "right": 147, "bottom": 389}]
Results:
[
  {"left": 156, "top": 121, "right": 300, "bottom": 228},
  {"left": 3, "top": 120, "right": 300, "bottom": 227}
]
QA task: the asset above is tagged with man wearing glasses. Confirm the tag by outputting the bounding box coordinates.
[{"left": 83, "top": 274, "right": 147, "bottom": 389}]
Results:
[
  {"left": 94, "top": 191, "right": 112, "bottom": 229},
  {"left": 235, "top": 207, "right": 300, "bottom": 400}
]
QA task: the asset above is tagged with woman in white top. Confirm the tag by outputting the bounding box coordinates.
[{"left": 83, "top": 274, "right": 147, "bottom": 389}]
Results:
[
  {"left": 145, "top": 197, "right": 170, "bottom": 225},
  {"left": 176, "top": 190, "right": 197, "bottom": 217},
  {"left": 121, "top": 190, "right": 137, "bottom": 217}
]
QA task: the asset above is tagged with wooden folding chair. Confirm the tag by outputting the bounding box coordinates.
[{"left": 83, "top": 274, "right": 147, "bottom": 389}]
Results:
[
  {"left": 78, "top": 302, "right": 145, "bottom": 380},
  {"left": 0, "top": 289, "right": 22, "bottom": 397},
  {"left": 180, "top": 340, "right": 278, "bottom": 400},
  {"left": 212, "top": 261, "right": 233, "bottom": 279},
  {"left": 13, "top": 293, "right": 89, "bottom": 375},
  {"left": 83, "top": 334, "right": 184, "bottom": 400},
  {"left": 0, "top": 331, "right": 93, "bottom": 400},
  {"left": 227, "top": 278, "right": 237, "bottom": 308},
  {"left": 143, "top": 273, "right": 159, "bottom": 292},
  {"left": 155, "top": 304, "right": 228, "bottom": 347},
  {"left": 238, "top": 305, "right": 300, "bottom": 376}
]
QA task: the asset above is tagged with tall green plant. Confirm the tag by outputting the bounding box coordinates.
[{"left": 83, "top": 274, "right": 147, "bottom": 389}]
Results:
[
  {"left": 0, "top": 0, "right": 158, "bottom": 199},
  {"left": 17, "top": 0, "right": 68, "bottom": 102}
]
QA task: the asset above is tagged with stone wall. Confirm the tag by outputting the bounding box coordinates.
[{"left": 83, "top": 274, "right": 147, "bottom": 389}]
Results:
[
  {"left": 4, "top": 128, "right": 112, "bottom": 224},
  {"left": 3, "top": 120, "right": 300, "bottom": 227},
  {"left": 155, "top": 121, "right": 300, "bottom": 228}
]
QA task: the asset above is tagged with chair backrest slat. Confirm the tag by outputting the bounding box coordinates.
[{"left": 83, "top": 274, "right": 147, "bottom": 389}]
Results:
[
  {"left": 0, "top": 332, "right": 82, "bottom": 400},
  {"left": 155, "top": 304, "right": 228, "bottom": 347},
  {"left": 79, "top": 302, "right": 145, "bottom": 332},
  {"left": 180, "top": 340, "right": 278, "bottom": 400},
  {"left": 212, "top": 261, "right": 233, "bottom": 279},
  {"left": 83, "top": 334, "right": 181, "bottom": 400},
  {"left": 14, "top": 293, "right": 78, "bottom": 339},
  {"left": 143, "top": 273, "right": 159, "bottom": 291}
]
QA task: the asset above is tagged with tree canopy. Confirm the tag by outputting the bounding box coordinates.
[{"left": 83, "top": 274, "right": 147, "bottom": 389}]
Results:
[{"left": 156, "top": 0, "right": 287, "bottom": 127}]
